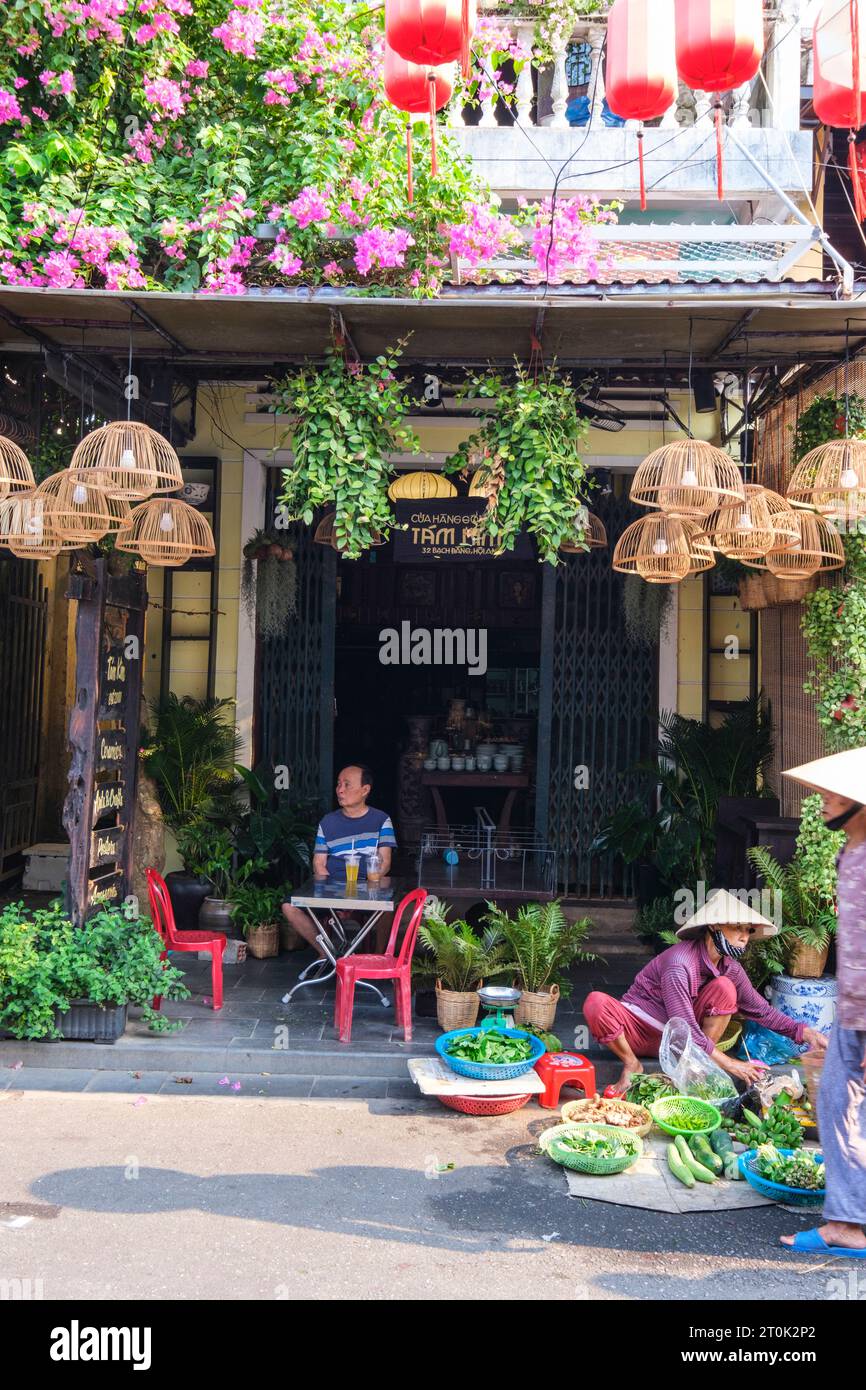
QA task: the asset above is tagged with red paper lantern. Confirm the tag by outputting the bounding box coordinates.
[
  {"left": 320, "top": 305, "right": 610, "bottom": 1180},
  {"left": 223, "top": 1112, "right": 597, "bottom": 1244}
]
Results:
[
  {"left": 674, "top": 0, "right": 764, "bottom": 200},
  {"left": 606, "top": 0, "right": 678, "bottom": 210},
  {"left": 386, "top": 0, "right": 477, "bottom": 78},
  {"left": 813, "top": 1, "right": 866, "bottom": 220},
  {"left": 384, "top": 46, "right": 454, "bottom": 198}
]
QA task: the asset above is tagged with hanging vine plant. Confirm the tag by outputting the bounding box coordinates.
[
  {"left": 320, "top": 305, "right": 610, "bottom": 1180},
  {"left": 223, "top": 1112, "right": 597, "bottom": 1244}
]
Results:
[
  {"left": 444, "top": 364, "right": 593, "bottom": 564},
  {"left": 622, "top": 575, "right": 673, "bottom": 647},
  {"left": 242, "top": 529, "right": 297, "bottom": 639},
  {"left": 790, "top": 390, "right": 866, "bottom": 462},
  {"left": 270, "top": 341, "right": 419, "bottom": 560}
]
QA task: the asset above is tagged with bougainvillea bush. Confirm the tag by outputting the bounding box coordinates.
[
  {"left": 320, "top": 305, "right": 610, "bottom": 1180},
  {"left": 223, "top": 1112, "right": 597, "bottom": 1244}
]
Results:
[{"left": 0, "top": 1, "right": 616, "bottom": 297}]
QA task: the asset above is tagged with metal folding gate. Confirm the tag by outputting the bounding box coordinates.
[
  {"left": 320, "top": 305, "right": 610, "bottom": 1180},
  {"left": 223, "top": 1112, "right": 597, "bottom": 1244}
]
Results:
[
  {"left": 536, "top": 495, "right": 658, "bottom": 898},
  {"left": 256, "top": 502, "right": 336, "bottom": 811},
  {"left": 0, "top": 557, "right": 48, "bottom": 880}
]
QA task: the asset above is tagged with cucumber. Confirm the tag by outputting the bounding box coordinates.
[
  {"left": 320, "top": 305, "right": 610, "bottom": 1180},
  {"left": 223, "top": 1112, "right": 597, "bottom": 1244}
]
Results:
[
  {"left": 689, "top": 1133, "right": 723, "bottom": 1176},
  {"left": 675, "top": 1134, "right": 717, "bottom": 1183},
  {"left": 709, "top": 1128, "right": 734, "bottom": 1159},
  {"left": 667, "top": 1142, "right": 695, "bottom": 1188}
]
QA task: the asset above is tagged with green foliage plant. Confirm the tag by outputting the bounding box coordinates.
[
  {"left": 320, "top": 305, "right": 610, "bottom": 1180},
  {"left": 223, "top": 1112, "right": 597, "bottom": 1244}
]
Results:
[
  {"left": 141, "top": 695, "right": 240, "bottom": 830},
  {"left": 228, "top": 882, "right": 286, "bottom": 938},
  {"left": 483, "top": 899, "right": 596, "bottom": 999},
  {"left": 414, "top": 896, "right": 509, "bottom": 992}
]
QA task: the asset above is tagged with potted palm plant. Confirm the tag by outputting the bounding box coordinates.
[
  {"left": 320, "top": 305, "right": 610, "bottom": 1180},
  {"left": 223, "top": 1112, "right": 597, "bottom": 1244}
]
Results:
[
  {"left": 747, "top": 795, "right": 842, "bottom": 982},
  {"left": 414, "top": 897, "right": 510, "bottom": 1030},
  {"left": 484, "top": 900, "right": 596, "bottom": 1031}
]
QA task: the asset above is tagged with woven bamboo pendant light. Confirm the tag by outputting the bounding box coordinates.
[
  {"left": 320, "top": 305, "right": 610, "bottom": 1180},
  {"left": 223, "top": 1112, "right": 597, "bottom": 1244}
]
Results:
[
  {"left": 101, "top": 492, "right": 133, "bottom": 534},
  {"left": 0, "top": 436, "right": 35, "bottom": 499},
  {"left": 560, "top": 510, "right": 608, "bottom": 553},
  {"left": 737, "top": 488, "right": 800, "bottom": 569},
  {"left": 685, "top": 522, "right": 716, "bottom": 574},
  {"left": 612, "top": 514, "right": 693, "bottom": 584},
  {"left": 35, "top": 469, "right": 112, "bottom": 543},
  {"left": 116, "top": 497, "right": 215, "bottom": 567},
  {"left": 0, "top": 490, "right": 78, "bottom": 558},
  {"left": 630, "top": 440, "right": 746, "bottom": 519},
  {"left": 705, "top": 483, "right": 775, "bottom": 561},
  {"left": 764, "top": 511, "right": 845, "bottom": 580},
  {"left": 313, "top": 510, "right": 386, "bottom": 551},
  {"left": 70, "top": 421, "right": 183, "bottom": 499},
  {"left": 785, "top": 439, "right": 866, "bottom": 522}
]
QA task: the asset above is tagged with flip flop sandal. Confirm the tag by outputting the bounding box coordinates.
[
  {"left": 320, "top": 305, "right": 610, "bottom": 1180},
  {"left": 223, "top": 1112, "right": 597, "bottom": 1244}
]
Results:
[{"left": 784, "top": 1229, "right": 866, "bottom": 1258}]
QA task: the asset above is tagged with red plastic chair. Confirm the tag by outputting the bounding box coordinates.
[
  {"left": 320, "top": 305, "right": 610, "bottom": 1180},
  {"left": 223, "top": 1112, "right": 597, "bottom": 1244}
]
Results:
[
  {"left": 146, "top": 868, "right": 227, "bottom": 1012},
  {"left": 334, "top": 888, "right": 428, "bottom": 1044}
]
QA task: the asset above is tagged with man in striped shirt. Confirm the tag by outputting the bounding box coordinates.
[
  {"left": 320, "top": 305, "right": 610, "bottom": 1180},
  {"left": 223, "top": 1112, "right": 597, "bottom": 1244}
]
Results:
[{"left": 281, "top": 765, "right": 397, "bottom": 957}]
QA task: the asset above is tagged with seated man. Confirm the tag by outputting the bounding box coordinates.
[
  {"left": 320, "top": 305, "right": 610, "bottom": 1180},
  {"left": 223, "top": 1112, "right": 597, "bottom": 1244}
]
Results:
[
  {"left": 584, "top": 888, "right": 828, "bottom": 1095},
  {"left": 281, "top": 764, "right": 397, "bottom": 958}
]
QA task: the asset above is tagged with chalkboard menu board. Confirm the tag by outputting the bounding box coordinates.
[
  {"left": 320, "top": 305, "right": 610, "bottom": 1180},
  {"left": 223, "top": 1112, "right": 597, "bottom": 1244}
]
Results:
[{"left": 62, "top": 557, "right": 147, "bottom": 926}]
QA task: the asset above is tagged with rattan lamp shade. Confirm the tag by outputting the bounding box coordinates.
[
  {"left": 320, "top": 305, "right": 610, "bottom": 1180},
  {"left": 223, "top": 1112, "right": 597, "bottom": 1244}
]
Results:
[
  {"left": 706, "top": 484, "right": 775, "bottom": 561},
  {"left": 0, "top": 490, "right": 78, "bottom": 558},
  {"left": 785, "top": 439, "right": 866, "bottom": 523},
  {"left": 765, "top": 511, "right": 845, "bottom": 580},
  {"left": 613, "top": 514, "right": 694, "bottom": 584},
  {"left": 36, "top": 469, "right": 112, "bottom": 543},
  {"left": 101, "top": 493, "right": 133, "bottom": 534},
  {"left": 313, "top": 510, "right": 386, "bottom": 551},
  {"left": 70, "top": 421, "right": 183, "bottom": 499},
  {"left": 738, "top": 488, "right": 800, "bottom": 570},
  {"left": 0, "top": 436, "right": 35, "bottom": 499},
  {"left": 630, "top": 441, "right": 745, "bottom": 519},
  {"left": 560, "top": 510, "right": 608, "bottom": 553},
  {"left": 116, "top": 498, "right": 215, "bottom": 567}
]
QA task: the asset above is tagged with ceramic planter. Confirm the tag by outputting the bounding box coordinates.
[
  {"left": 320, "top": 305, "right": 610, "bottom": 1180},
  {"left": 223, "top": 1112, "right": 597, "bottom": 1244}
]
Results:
[
  {"left": 165, "top": 871, "right": 212, "bottom": 931},
  {"left": 199, "top": 896, "right": 236, "bottom": 936}
]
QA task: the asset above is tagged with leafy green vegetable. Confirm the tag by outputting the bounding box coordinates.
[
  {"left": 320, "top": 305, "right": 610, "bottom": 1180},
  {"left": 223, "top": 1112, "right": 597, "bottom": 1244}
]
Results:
[
  {"left": 625, "top": 1073, "right": 676, "bottom": 1107},
  {"left": 557, "top": 1128, "right": 636, "bottom": 1160},
  {"left": 753, "top": 1144, "right": 825, "bottom": 1191},
  {"left": 444, "top": 1029, "right": 533, "bottom": 1065}
]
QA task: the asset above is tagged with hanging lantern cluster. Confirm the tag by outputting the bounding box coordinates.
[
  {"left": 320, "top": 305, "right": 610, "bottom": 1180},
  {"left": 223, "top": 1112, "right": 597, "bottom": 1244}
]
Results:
[
  {"left": 0, "top": 420, "right": 213, "bottom": 569},
  {"left": 383, "top": 0, "right": 477, "bottom": 200},
  {"left": 606, "top": 0, "right": 764, "bottom": 205}
]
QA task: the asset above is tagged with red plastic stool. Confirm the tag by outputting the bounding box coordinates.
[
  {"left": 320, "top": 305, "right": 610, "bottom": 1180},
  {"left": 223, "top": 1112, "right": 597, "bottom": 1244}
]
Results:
[{"left": 534, "top": 1052, "right": 597, "bottom": 1109}]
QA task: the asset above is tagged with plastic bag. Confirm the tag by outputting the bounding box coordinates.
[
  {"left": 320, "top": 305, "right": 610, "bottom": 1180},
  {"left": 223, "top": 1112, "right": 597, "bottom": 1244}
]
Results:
[
  {"left": 737, "top": 1020, "right": 804, "bottom": 1067},
  {"left": 659, "top": 1017, "right": 740, "bottom": 1117}
]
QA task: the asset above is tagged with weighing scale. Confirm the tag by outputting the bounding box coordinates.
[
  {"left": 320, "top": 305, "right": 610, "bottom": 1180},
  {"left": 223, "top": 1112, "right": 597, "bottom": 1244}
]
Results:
[{"left": 476, "top": 985, "right": 521, "bottom": 1031}]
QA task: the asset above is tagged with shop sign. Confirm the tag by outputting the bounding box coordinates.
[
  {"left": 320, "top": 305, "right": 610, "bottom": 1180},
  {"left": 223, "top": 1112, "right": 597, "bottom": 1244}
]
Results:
[
  {"left": 95, "top": 730, "right": 126, "bottom": 772},
  {"left": 87, "top": 869, "right": 124, "bottom": 909},
  {"left": 393, "top": 500, "right": 533, "bottom": 562},
  {"left": 90, "top": 824, "right": 126, "bottom": 867},
  {"left": 92, "top": 781, "right": 127, "bottom": 826}
]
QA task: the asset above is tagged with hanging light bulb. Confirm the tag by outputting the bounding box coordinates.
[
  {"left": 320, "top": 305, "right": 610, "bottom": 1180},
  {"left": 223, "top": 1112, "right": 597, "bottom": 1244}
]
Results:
[
  {"left": 159, "top": 510, "right": 174, "bottom": 533},
  {"left": 119, "top": 448, "right": 137, "bottom": 470},
  {"left": 840, "top": 466, "right": 860, "bottom": 490},
  {"left": 72, "top": 483, "right": 88, "bottom": 506},
  {"left": 736, "top": 511, "right": 754, "bottom": 532},
  {"left": 680, "top": 468, "right": 699, "bottom": 488},
  {"left": 653, "top": 537, "right": 669, "bottom": 556}
]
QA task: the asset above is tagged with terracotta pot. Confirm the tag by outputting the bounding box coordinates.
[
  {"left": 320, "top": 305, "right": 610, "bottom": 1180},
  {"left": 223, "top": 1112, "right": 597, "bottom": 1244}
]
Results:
[
  {"left": 435, "top": 979, "right": 480, "bottom": 1031},
  {"left": 513, "top": 984, "right": 560, "bottom": 1031}
]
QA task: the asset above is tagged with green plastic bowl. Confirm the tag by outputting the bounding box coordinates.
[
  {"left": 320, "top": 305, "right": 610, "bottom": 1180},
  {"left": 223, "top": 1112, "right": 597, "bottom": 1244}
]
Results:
[
  {"left": 546, "top": 1123, "right": 644, "bottom": 1176},
  {"left": 649, "top": 1094, "right": 722, "bottom": 1137}
]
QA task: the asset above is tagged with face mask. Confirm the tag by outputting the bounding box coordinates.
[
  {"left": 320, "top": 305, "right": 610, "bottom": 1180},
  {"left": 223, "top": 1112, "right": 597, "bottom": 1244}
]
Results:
[
  {"left": 710, "top": 928, "right": 746, "bottom": 961},
  {"left": 824, "top": 802, "right": 865, "bottom": 833}
]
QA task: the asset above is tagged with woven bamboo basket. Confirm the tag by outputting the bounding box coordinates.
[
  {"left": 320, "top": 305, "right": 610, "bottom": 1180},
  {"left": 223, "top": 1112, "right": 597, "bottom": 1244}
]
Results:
[
  {"left": 513, "top": 983, "right": 560, "bottom": 1031},
  {"left": 435, "top": 979, "right": 480, "bottom": 1031},
  {"left": 737, "top": 573, "right": 817, "bottom": 611},
  {"left": 70, "top": 420, "right": 184, "bottom": 498},
  {"left": 0, "top": 435, "right": 35, "bottom": 499},
  {"left": 789, "top": 940, "right": 830, "bottom": 979},
  {"left": 246, "top": 922, "right": 279, "bottom": 959}
]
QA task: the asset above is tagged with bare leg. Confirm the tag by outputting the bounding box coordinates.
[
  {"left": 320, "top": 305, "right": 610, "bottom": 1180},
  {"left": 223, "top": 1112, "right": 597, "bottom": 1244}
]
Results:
[
  {"left": 281, "top": 904, "right": 326, "bottom": 959},
  {"left": 604, "top": 1030, "right": 643, "bottom": 1097},
  {"left": 782, "top": 1222, "right": 866, "bottom": 1250},
  {"left": 702, "top": 1013, "right": 732, "bottom": 1046}
]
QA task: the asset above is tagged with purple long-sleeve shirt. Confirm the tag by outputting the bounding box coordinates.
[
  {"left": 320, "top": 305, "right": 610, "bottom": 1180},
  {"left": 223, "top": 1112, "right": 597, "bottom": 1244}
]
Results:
[
  {"left": 836, "top": 839, "right": 866, "bottom": 1031},
  {"left": 621, "top": 938, "right": 806, "bottom": 1055}
]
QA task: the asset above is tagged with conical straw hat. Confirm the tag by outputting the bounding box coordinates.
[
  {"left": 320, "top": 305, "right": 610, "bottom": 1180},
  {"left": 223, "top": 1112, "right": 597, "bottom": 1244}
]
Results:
[
  {"left": 782, "top": 747, "right": 866, "bottom": 804},
  {"left": 676, "top": 887, "right": 778, "bottom": 940}
]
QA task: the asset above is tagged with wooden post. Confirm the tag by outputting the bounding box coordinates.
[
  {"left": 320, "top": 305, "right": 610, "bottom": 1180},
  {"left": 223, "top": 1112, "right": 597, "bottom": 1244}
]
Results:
[{"left": 62, "top": 556, "right": 148, "bottom": 927}]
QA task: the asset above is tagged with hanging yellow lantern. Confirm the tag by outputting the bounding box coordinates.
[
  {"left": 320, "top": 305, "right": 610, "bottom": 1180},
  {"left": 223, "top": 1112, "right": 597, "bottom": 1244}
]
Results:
[
  {"left": 387, "top": 471, "right": 457, "bottom": 501},
  {"left": 630, "top": 440, "right": 745, "bottom": 519},
  {"left": 116, "top": 497, "right": 215, "bottom": 567},
  {"left": 36, "top": 469, "right": 112, "bottom": 544},
  {"left": 0, "top": 436, "right": 35, "bottom": 500},
  {"left": 70, "top": 421, "right": 183, "bottom": 500}
]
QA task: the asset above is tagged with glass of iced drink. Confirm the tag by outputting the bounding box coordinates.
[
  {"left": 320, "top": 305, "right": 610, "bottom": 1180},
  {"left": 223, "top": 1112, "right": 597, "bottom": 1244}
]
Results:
[{"left": 344, "top": 852, "right": 360, "bottom": 895}]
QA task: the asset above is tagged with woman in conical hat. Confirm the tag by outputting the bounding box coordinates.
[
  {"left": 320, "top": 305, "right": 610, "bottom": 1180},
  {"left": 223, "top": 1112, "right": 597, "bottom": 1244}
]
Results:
[
  {"left": 780, "top": 747, "right": 866, "bottom": 1260},
  {"left": 583, "top": 887, "right": 827, "bottom": 1097}
]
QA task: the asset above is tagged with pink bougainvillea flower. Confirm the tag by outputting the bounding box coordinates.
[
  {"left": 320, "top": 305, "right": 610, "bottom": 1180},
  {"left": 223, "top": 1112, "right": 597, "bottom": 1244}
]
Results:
[
  {"left": 353, "top": 227, "right": 414, "bottom": 275},
  {"left": 285, "top": 186, "right": 331, "bottom": 229},
  {"left": 0, "top": 90, "right": 24, "bottom": 124},
  {"left": 218, "top": 1076, "right": 231, "bottom": 1086},
  {"left": 213, "top": 0, "right": 267, "bottom": 58}
]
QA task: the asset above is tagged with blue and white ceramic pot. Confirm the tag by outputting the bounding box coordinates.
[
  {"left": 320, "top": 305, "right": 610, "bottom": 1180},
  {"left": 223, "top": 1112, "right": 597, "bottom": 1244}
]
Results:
[{"left": 769, "top": 973, "right": 838, "bottom": 1037}]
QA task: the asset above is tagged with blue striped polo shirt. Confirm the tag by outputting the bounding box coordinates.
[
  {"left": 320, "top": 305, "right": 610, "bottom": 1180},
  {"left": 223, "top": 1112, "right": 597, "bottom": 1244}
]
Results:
[{"left": 314, "top": 808, "right": 397, "bottom": 882}]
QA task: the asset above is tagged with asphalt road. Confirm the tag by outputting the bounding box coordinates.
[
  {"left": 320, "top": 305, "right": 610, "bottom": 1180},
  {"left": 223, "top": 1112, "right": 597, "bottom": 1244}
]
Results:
[{"left": 0, "top": 1085, "right": 849, "bottom": 1304}]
